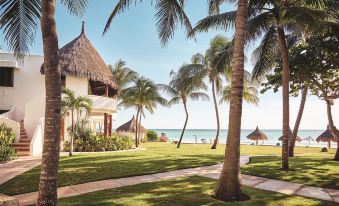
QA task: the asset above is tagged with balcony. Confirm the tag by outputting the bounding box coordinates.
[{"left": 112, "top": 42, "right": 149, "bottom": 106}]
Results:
[{"left": 86, "top": 95, "right": 117, "bottom": 114}]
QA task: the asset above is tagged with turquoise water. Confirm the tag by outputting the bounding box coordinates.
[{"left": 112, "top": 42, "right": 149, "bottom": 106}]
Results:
[{"left": 153, "top": 129, "right": 337, "bottom": 148}]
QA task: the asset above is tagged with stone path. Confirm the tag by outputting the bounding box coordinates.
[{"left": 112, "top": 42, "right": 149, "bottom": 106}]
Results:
[
  {"left": 0, "top": 157, "right": 41, "bottom": 185},
  {"left": 3, "top": 155, "right": 339, "bottom": 205}
]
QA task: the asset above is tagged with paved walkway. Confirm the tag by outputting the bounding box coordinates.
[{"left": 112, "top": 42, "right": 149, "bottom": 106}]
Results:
[
  {"left": 0, "top": 157, "right": 41, "bottom": 185},
  {"left": 9, "top": 156, "right": 338, "bottom": 205}
]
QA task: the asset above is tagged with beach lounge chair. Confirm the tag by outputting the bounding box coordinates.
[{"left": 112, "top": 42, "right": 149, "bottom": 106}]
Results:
[{"left": 201, "top": 139, "right": 207, "bottom": 144}]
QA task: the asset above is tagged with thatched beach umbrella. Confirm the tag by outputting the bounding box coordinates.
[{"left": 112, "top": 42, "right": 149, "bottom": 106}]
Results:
[
  {"left": 303, "top": 136, "right": 315, "bottom": 146},
  {"left": 278, "top": 128, "right": 302, "bottom": 142},
  {"left": 41, "top": 21, "right": 119, "bottom": 96},
  {"left": 116, "top": 116, "right": 146, "bottom": 138},
  {"left": 316, "top": 126, "right": 336, "bottom": 148},
  {"left": 247, "top": 126, "right": 268, "bottom": 145}
]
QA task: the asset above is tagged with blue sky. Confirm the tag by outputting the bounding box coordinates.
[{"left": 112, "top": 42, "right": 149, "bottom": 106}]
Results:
[{"left": 1, "top": 0, "right": 337, "bottom": 130}]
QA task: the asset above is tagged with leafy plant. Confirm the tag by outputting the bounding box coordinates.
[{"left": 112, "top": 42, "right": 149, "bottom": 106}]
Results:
[
  {"left": 146, "top": 130, "right": 159, "bottom": 142},
  {"left": 0, "top": 123, "right": 16, "bottom": 162}
]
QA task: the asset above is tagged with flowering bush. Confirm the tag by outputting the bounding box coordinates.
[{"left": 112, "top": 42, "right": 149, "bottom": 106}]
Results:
[{"left": 0, "top": 123, "right": 16, "bottom": 163}]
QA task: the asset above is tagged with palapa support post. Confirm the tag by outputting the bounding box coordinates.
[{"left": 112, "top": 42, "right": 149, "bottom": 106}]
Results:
[
  {"left": 104, "top": 113, "right": 108, "bottom": 137},
  {"left": 105, "top": 85, "right": 109, "bottom": 97}
]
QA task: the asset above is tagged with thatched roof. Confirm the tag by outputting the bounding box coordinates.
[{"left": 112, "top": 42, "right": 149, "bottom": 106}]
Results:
[
  {"left": 116, "top": 116, "right": 146, "bottom": 133},
  {"left": 247, "top": 126, "right": 268, "bottom": 141},
  {"left": 278, "top": 130, "right": 302, "bottom": 142},
  {"left": 41, "top": 22, "right": 118, "bottom": 91},
  {"left": 316, "top": 126, "right": 336, "bottom": 142}
]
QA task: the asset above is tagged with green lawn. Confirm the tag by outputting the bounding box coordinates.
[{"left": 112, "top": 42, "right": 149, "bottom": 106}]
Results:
[
  {"left": 0, "top": 143, "right": 335, "bottom": 195},
  {"left": 242, "top": 154, "right": 339, "bottom": 190},
  {"left": 58, "top": 176, "right": 336, "bottom": 206}
]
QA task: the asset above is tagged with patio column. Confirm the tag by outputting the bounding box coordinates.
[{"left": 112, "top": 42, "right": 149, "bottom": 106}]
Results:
[
  {"left": 108, "top": 114, "right": 112, "bottom": 136},
  {"left": 104, "top": 113, "right": 108, "bottom": 137},
  {"left": 105, "top": 85, "right": 109, "bottom": 97}
]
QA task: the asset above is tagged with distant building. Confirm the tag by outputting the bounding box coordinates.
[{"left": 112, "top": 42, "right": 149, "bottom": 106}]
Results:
[{"left": 0, "top": 22, "right": 119, "bottom": 156}]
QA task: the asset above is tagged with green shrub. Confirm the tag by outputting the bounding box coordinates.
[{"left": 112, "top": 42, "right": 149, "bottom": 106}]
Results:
[
  {"left": 0, "top": 145, "right": 16, "bottom": 163},
  {"left": 0, "top": 123, "right": 15, "bottom": 147},
  {"left": 146, "top": 130, "right": 159, "bottom": 142},
  {"left": 0, "top": 123, "right": 16, "bottom": 162}
]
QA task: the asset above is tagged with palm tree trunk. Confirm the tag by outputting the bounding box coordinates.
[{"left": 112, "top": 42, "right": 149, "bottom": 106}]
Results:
[
  {"left": 277, "top": 27, "right": 290, "bottom": 171},
  {"left": 326, "top": 100, "right": 339, "bottom": 160},
  {"left": 70, "top": 110, "right": 74, "bottom": 156},
  {"left": 213, "top": 0, "right": 249, "bottom": 201},
  {"left": 135, "top": 108, "right": 140, "bottom": 147},
  {"left": 138, "top": 114, "right": 142, "bottom": 144},
  {"left": 38, "top": 0, "right": 61, "bottom": 205},
  {"left": 211, "top": 80, "right": 220, "bottom": 149},
  {"left": 177, "top": 100, "right": 188, "bottom": 148},
  {"left": 289, "top": 86, "right": 308, "bottom": 157}
]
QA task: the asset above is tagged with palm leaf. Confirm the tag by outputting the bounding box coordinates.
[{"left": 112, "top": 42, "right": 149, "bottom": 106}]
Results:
[{"left": 61, "top": 0, "right": 88, "bottom": 17}]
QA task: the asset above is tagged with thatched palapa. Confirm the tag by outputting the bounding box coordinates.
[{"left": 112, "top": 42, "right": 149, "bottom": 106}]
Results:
[
  {"left": 247, "top": 126, "right": 268, "bottom": 145},
  {"left": 41, "top": 22, "right": 118, "bottom": 92},
  {"left": 316, "top": 126, "right": 336, "bottom": 148},
  {"left": 116, "top": 116, "right": 146, "bottom": 133},
  {"left": 278, "top": 128, "right": 302, "bottom": 142}
]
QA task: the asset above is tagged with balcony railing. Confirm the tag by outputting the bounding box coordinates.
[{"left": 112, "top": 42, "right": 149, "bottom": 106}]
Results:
[{"left": 86, "top": 95, "right": 117, "bottom": 112}]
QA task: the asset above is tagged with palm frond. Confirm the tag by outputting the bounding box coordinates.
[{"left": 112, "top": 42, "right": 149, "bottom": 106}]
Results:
[
  {"left": 189, "top": 92, "right": 209, "bottom": 101},
  {"left": 188, "top": 11, "right": 236, "bottom": 38},
  {"left": 60, "top": 0, "right": 88, "bottom": 17},
  {"left": 155, "top": 0, "right": 192, "bottom": 46},
  {"left": 0, "top": 0, "right": 40, "bottom": 58}
]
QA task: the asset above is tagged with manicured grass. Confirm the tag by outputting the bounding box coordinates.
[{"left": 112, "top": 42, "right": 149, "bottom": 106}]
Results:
[
  {"left": 242, "top": 154, "right": 339, "bottom": 190},
  {"left": 0, "top": 143, "right": 334, "bottom": 195},
  {"left": 58, "top": 176, "right": 336, "bottom": 206}
]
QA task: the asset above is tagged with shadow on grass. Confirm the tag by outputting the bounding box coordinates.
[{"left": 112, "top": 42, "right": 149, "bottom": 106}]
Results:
[
  {"left": 242, "top": 156, "right": 339, "bottom": 190},
  {"left": 57, "top": 176, "right": 336, "bottom": 206}
]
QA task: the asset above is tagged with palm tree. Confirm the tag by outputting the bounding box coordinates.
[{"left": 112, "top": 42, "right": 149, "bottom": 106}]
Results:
[
  {"left": 220, "top": 75, "right": 259, "bottom": 106},
  {"left": 108, "top": 59, "right": 138, "bottom": 95},
  {"left": 119, "top": 77, "right": 167, "bottom": 147},
  {"left": 162, "top": 65, "right": 209, "bottom": 148},
  {"left": 61, "top": 88, "right": 92, "bottom": 156},
  {"left": 0, "top": 1, "right": 88, "bottom": 204},
  {"left": 190, "top": 0, "right": 337, "bottom": 172},
  {"left": 188, "top": 35, "right": 232, "bottom": 149}
]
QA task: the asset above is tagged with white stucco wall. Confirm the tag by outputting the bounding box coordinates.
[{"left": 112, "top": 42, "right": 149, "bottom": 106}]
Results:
[
  {"left": 65, "top": 76, "right": 88, "bottom": 96},
  {"left": 0, "top": 53, "right": 45, "bottom": 123}
]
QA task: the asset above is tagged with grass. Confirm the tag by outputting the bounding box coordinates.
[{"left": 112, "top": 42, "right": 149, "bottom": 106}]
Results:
[
  {"left": 0, "top": 143, "right": 335, "bottom": 195},
  {"left": 242, "top": 154, "right": 339, "bottom": 190},
  {"left": 58, "top": 176, "right": 336, "bottom": 206}
]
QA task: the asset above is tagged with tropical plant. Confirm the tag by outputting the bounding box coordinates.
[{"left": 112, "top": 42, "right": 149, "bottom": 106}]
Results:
[
  {"left": 62, "top": 88, "right": 92, "bottom": 156},
  {"left": 190, "top": 0, "right": 338, "bottom": 172},
  {"left": 162, "top": 65, "right": 209, "bottom": 148},
  {"left": 188, "top": 35, "right": 232, "bottom": 149},
  {"left": 108, "top": 59, "right": 138, "bottom": 95},
  {"left": 220, "top": 73, "right": 259, "bottom": 106},
  {"left": 146, "top": 130, "right": 159, "bottom": 142},
  {"left": 119, "top": 77, "right": 167, "bottom": 147},
  {"left": 0, "top": 0, "right": 88, "bottom": 204},
  {"left": 0, "top": 123, "right": 16, "bottom": 163}
]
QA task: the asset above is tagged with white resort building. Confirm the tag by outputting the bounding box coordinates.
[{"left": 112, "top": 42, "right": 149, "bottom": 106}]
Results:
[{"left": 0, "top": 23, "right": 119, "bottom": 157}]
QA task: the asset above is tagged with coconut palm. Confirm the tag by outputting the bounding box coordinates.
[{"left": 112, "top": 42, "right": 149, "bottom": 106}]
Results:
[
  {"left": 119, "top": 77, "right": 167, "bottom": 147},
  {"left": 190, "top": 0, "right": 337, "bottom": 172},
  {"left": 61, "top": 88, "right": 92, "bottom": 156},
  {"left": 188, "top": 35, "right": 232, "bottom": 149},
  {"left": 108, "top": 59, "right": 137, "bottom": 95},
  {"left": 0, "top": 0, "right": 88, "bottom": 204},
  {"left": 162, "top": 65, "right": 209, "bottom": 148}
]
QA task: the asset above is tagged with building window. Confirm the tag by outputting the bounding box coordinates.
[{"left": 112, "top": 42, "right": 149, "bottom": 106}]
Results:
[{"left": 0, "top": 67, "right": 14, "bottom": 87}]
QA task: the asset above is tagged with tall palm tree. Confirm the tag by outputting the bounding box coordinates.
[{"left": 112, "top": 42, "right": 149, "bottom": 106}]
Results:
[
  {"left": 119, "top": 77, "right": 167, "bottom": 147},
  {"left": 61, "top": 88, "right": 92, "bottom": 156},
  {"left": 108, "top": 59, "right": 138, "bottom": 95},
  {"left": 0, "top": 1, "right": 88, "bottom": 204},
  {"left": 189, "top": 35, "right": 232, "bottom": 149},
  {"left": 220, "top": 75, "right": 259, "bottom": 106},
  {"left": 162, "top": 65, "right": 209, "bottom": 148},
  {"left": 190, "top": 0, "right": 337, "bottom": 172}
]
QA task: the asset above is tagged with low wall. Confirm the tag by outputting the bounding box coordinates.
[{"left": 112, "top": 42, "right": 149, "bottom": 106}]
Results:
[
  {"left": 24, "top": 95, "right": 45, "bottom": 139},
  {"left": 30, "top": 117, "right": 44, "bottom": 156}
]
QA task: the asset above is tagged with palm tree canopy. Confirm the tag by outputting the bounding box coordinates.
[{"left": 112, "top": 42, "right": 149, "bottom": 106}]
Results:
[
  {"left": 0, "top": 0, "right": 88, "bottom": 58},
  {"left": 109, "top": 59, "right": 138, "bottom": 93},
  {"left": 103, "top": 0, "right": 192, "bottom": 46},
  {"left": 61, "top": 87, "right": 92, "bottom": 116},
  {"left": 189, "top": 0, "right": 339, "bottom": 81},
  {"left": 119, "top": 77, "right": 168, "bottom": 114}
]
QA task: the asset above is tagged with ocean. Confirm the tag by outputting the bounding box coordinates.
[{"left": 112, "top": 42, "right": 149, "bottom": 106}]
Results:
[{"left": 153, "top": 129, "right": 337, "bottom": 148}]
